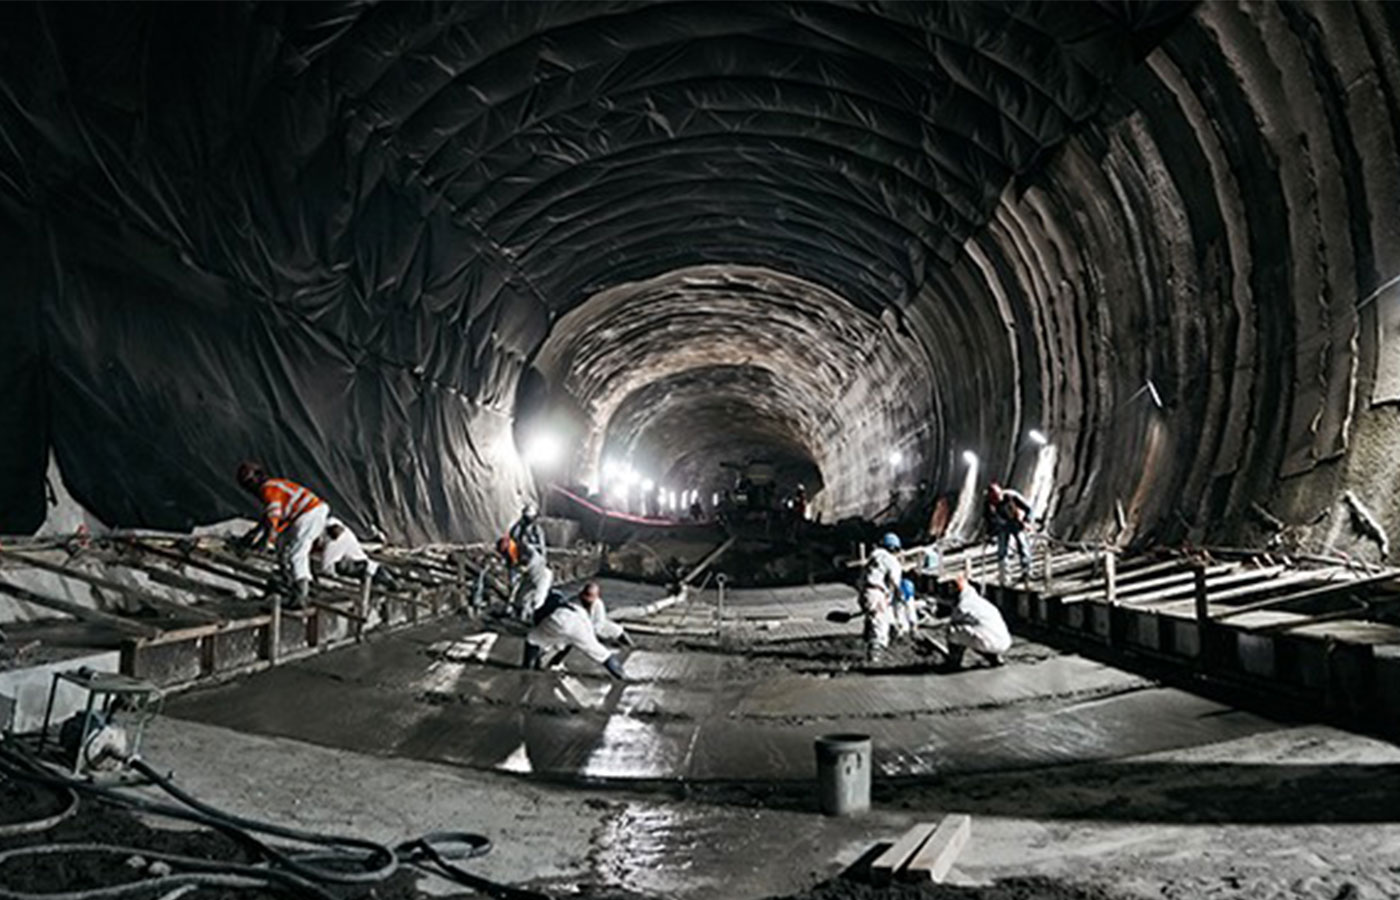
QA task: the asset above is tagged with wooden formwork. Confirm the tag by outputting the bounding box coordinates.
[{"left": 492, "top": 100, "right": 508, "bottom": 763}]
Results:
[{"left": 931, "top": 542, "right": 1400, "bottom": 725}]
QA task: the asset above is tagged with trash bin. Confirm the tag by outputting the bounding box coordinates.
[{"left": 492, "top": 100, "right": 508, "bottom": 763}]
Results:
[{"left": 814, "top": 733, "right": 871, "bottom": 816}]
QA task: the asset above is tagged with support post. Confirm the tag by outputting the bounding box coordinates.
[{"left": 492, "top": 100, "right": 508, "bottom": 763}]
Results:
[
  {"left": 1042, "top": 547, "right": 1053, "bottom": 592},
  {"left": 715, "top": 574, "right": 728, "bottom": 638},
  {"left": 1104, "top": 549, "right": 1118, "bottom": 605},
  {"left": 267, "top": 596, "right": 282, "bottom": 666},
  {"left": 356, "top": 574, "right": 371, "bottom": 641},
  {"left": 454, "top": 551, "right": 468, "bottom": 610},
  {"left": 1193, "top": 564, "right": 1210, "bottom": 623}
]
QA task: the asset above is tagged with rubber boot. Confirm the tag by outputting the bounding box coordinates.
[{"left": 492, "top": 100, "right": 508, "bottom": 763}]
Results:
[
  {"left": 603, "top": 654, "right": 627, "bottom": 681},
  {"left": 942, "top": 644, "right": 967, "bottom": 672},
  {"left": 522, "top": 642, "right": 543, "bottom": 670},
  {"left": 978, "top": 650, "right": 1006, "bottom": 668}
]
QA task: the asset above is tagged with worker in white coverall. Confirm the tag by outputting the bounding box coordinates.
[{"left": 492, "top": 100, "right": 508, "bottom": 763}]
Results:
[
  {"left": 893, "top": 577, "right": 919, "bottom": 638},
  {"left": 523, "top": 582, "right": 632, "bottom": 679},
  {"left": 935, "top": 576, "right": 1012, "bottom": 669},
  {"left": 859, "top": 532, "right": 905, "bottom": 663},
  {"left": 317, "top": 518, "right": 399, "bottom": 591},
  {"left": 509, "top": 503, "right": 552, "bottom": 622},
  {"left": 236, "top": 462, "right": 330, "bottom": 610}
]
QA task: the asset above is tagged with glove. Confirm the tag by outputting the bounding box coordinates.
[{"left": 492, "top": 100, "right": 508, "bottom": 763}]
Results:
[{"left": 603, "top": 654, "right": 627, "bottom": 681}]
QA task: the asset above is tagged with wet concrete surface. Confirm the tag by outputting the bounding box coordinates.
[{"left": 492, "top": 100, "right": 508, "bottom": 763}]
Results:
[{"left": 166, "top": 583, "right": 1282, "bottom": 784}]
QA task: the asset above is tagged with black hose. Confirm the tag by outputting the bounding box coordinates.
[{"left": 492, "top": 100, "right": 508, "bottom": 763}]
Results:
[
  {"left": 0, "top": 778, "right": 77, "bottom": 837},
  {"left": 0, "top": 842, "right": 337, "bottom": 900},
  {"left": 0, "top": 740, "right": 554, "bottom": 900}
]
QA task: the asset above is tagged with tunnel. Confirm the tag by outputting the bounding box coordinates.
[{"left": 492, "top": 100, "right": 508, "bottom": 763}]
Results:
[
  {"left": 1, "top": 0, "right": 1397, "bottom": 560},
  {"left": 6, "top": 3, "right": 1400, "bottom": 900}
]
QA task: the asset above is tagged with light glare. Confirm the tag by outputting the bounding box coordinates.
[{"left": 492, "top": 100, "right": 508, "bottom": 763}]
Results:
[{"left": 523, "top": 431, "right": 563, "bottom": 469}]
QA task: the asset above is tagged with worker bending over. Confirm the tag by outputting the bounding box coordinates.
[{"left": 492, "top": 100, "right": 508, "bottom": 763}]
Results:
[
  {"left": 523, "top": 582, "right": 632, "bottom": 679},
  {"left": 858, "top": 532, "right": 905, "bottom": 663},
  {"left": 318, "top": 518, "right": 399, "bottom": 591},
  {"left": 236, "top": 462, "right": 329, "bottom": 610},
  {"left": 935, "top": 577, "right": 1012, "bottom": 669},
  {"left": 985, "top": 482, "right": 1034, "bottom": 583},
  {"left": 508, "top": 503, "right": 553, "bottom": 622}
]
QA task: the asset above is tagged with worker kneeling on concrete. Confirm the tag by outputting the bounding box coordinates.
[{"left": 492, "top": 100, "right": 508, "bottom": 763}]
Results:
[
  {"left": 509, "top": 503, "right": 553, "bottom": 622},
  {"left": 935, "top": 577, "right": 1012, "bottom": 670},
  {"left": 523, "top": 582, "right": 632, "bottom": 679},
  {"left": 236, "top": 462, "right": 329, "bottom": 610},
  {"left": 318, "top": 518, "right": 399, "bottom": 591},
  {"left": 859, "top": 533, "right": 905, "bottom": 663}
]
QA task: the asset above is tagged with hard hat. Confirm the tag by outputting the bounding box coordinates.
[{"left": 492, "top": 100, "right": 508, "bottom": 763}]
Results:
[
  {"left": 521, "top": 502, "right": 538, "bottom": 519},
  {"left": 881, "top": 532, "right": 901, "bottom": 551}
]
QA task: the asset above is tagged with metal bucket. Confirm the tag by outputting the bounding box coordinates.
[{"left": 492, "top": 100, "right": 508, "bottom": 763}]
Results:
[{"left": 814, "top": 733, "right": 872, "bottom": 816}]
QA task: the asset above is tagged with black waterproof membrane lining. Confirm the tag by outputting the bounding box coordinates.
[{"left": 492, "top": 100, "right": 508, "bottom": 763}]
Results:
[{"left": 0, "top": 2, "right": 1189, "bottom": 540}]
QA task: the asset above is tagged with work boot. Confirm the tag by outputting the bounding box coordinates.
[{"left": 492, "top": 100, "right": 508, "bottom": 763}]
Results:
[
  {"left": 865, "top": 646, "right": 886, "bottom": 666},
  {"left": 980, "top": 652, "right": 1006, "bottom": 668},
  {"left": 941, "top": 644, "right": 967, "bottom": 672}
]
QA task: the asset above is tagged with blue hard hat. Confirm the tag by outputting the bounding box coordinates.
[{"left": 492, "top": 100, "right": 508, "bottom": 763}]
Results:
[{"left": 881, "top": 532, "right": 901, "bottom": 551}]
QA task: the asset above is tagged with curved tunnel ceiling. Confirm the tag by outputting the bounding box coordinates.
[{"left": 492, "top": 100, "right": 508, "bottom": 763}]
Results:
[
  {"left": 533, "top": 265, "right": 936, "bottom": 517},
  {"left": 0, "top": 2, "right": 1397, "bottom": 559}
]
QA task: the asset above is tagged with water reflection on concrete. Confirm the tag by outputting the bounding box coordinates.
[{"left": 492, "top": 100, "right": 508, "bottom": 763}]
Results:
[{"left": 167, "top": 616, "right": 1282, "bottom": 783}]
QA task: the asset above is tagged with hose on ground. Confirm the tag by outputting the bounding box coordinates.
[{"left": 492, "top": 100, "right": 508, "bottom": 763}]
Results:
[
  {"left": 0, "top": 781, "right": 77, "bottom": 837},
  {"left": 0, "top": 843, "right": 336, "bottom": 900},
  {"left": 0, "top": 739, "right": 553, "bottom": 900}
]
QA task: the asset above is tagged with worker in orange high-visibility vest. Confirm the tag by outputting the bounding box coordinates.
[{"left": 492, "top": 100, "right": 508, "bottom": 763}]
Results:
[{"left": 236, "top": 461, "right": 331, "bottom": 610}]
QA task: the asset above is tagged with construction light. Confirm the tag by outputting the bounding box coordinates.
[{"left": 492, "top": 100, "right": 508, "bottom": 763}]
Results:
[
  {"left": 1145, "top": 378, "right": 1164, "bottom": 409},
  {"left": 888, "top": 450, "right": 904, "bottom": 468},
  {"left": 962, "top": 450, "right": 978, "bottom": 466},
  {"left": 1028, "top": 429, "right": 1048, "bottom": 446},
  {"left": 623, "top": 467, "right": 641, "bottom": 487},
  {"left": 602, "top": 459, "right": 621, "bottom": 480},
  {"left": 523, "top": 431, "right": 563, "bottom": 469},
  {"left": 641, "top": 478, "right": 655, "bottom": 492}
]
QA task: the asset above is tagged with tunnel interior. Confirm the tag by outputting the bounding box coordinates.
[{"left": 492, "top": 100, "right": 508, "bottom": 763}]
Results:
[
  {"left": 8, "top": 6, "right": 1400, "bottom": 900},
  {"left": 0, "top": 1, "right": 1398, "bottom": 565}
]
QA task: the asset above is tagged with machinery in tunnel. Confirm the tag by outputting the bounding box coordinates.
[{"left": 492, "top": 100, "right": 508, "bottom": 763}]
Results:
[{"left": 7, "top": 2, "right": 1400, "bottom": 898}]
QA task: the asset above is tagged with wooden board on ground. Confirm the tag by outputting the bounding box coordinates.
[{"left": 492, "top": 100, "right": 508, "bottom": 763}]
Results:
[
  {"left": 901, "top": 814, "right": 971, "bottom": 883},
  {"left": 869, "top": 822, "right": 939, "bottom": 885}
]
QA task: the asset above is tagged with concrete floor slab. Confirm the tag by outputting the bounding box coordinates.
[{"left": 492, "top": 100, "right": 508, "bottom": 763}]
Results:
[{"left": 165, "top": 617, "right": 1283, "bottom": 784}]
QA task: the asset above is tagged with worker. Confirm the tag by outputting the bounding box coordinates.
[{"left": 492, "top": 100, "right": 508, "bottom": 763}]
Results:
[
  {"left": 893, "top": 576, "right": 919, "bottom": 638},
  {"left": 508, "top": 502, "right": 552, "bottom": 622},
  {"left": 858, "top": 532, "right": 905, "bottom": 663},
  {"left": 317, "top": 517, "right": 398, "bottom": 591},
  {"left": 523, "top": 582, "right": 632, "bottom": 679},
  {"left": 935, "top": 576, "right": 1012, "bottom": 669},
  {"left": 986, "top": 482, "right": 1034, "bottom": 583},
  {"left": 235, "top": 462, "right": 329, "bottom": 610}
]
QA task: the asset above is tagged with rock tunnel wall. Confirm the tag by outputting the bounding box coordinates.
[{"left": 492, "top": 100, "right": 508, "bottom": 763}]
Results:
[
  {"left": 531, "top": 266, "right": 939, "bottom": 521},
  {"left": 2, "top": 2, "right": 1399, "bottom": 559},
  {"left": 952, "top": 1, "right": 1400, "bottom": 560}
]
